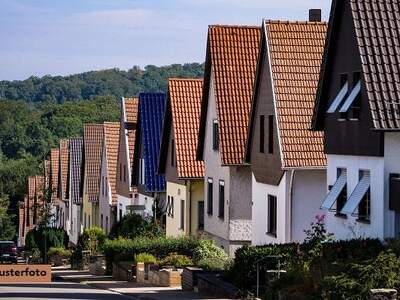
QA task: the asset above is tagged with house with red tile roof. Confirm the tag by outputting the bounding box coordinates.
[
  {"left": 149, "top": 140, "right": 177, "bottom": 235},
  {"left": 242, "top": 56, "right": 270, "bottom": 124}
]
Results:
[
  {"left": 82, "top": 123, "right": 104, "bottom": 229},
  {"left": 19, "top": 175, "right": 45, "bottom": 246},
  {"left": 311, "top": 0, "right": 400, "bottom": 240},
  {"left": 58, "top": 139, "right": 70, "bottom": 231},
  {"left": 68, "top": 137, "right": 84, "bottom": 245},
  {"left": 197, "top": 25, "right": 260, "bottom": 255},
  {"left": 246, "top": 15, "right": 327, "bottom": 245},
  {"left": 99, "top": 122, "right": 120, "bottom": 234},
  {"left": 116, "top": 97, "right": 140, "bottom": 221},
  {"left": 159, "top": 78, "right": 205, "bottom": 237},
  {"left": 49, "top": 148, "right": 61, "bottom": 228},
  {"left": 132, "top": 93, "right": 167, "bottom": 220}
]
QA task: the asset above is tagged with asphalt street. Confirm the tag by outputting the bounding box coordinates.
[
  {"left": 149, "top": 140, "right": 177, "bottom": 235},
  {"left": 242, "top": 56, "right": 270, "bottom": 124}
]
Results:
[{"left": 0, "top": 281, "right": 135, "bottom": 300}]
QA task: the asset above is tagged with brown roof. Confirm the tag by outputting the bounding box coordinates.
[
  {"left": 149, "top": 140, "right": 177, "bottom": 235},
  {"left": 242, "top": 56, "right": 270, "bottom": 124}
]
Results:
[
  {"left": 123, "top": 98, "right": 139, "bottom": 166},
  {"left": 198, "top": 25, "right": 261, "bottom": 165},
  {"left": 169, "top": 78, "right": 205, "bottom": 178},
  {"left": 350, "top": 0, "right": 400, "bottom": 129},
  {"left": 59, "top": 139, "right": 70, "bottom": 200},
  {"left": 266, "top": 21, "right": 327, "bottom": 168},
  {"left": 83, "top": 124, "right": 104, "bottom": 202},
  {"left": 103, "top": 122, "right": 120, "bottom": 205},
  {"left": 50, "top": 148, "right": 59, "bottom": 199}
]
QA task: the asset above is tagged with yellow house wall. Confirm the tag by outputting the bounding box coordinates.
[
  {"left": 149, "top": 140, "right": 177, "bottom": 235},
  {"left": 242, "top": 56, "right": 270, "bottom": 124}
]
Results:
[{"left": 165, "top": 180, "right": 204, "bottom": 237}]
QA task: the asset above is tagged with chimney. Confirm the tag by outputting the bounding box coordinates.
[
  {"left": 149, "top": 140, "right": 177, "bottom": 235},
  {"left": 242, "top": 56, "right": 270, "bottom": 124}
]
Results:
[{"left": 309, "top": 9, "right": 322, "bottom": 22}]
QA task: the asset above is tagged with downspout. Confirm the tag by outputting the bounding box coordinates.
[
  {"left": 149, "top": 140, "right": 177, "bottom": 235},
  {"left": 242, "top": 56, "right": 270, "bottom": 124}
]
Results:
[
  {"left": 188, "top": 180, "right": 192, "bottom": 236},
  {"left": 288, "top": 170, "right": 296, "bottom": 242}
]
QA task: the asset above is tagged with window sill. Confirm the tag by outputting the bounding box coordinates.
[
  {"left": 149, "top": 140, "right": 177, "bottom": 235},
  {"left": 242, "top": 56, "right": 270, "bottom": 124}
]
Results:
[
  {"left": 356, "top": 218, "right": 371, "bottom": 224},
  {"left": 266, "top": 232, "right": 277, "bottom": 238},
  {"left": 349, "top": 118, "right": 359, "bottom": 121},
  {"left": 335, "top": 213, "right": 347, "bottom": 219}
]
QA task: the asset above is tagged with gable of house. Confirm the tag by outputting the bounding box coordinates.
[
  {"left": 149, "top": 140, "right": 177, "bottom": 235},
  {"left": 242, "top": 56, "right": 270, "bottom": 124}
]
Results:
[
  {"left": 83, "top": 124, "right": 104, "bottom": 203},
  {"left": 69, "top": 138, "right": 83, "bottom": 204},
  {"left": 103, "top": 122, "right": 120, "bottom": 205},
  {"left": 117, "top": 97, "right": 138, "bottom": 197},
  {"left": 159, "top": 78, "right": 204, "bottom": 181},
  {"left": 50, "top": 148, "right": 59, "bottom": 200},
  {"left": 311, "top": 0, "right": 388, "bottom": 156},
  {"left": 197, "top": 25, "right": 261, "bottom": 165},
  {"left": 139, "top": 93, "right": 166, "bottom": 192},
  {"left": 59, "top": 139, "right": 70, "bottom": 200}
]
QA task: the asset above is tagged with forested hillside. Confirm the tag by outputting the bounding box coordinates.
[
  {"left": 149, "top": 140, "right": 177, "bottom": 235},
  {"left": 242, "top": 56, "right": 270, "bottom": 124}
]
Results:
[
  {"left": 0, "top": 63, "right": 203, "bottom": 237},
  {"left": 0, "top": 63, "right": 203, "bottom": 103}
]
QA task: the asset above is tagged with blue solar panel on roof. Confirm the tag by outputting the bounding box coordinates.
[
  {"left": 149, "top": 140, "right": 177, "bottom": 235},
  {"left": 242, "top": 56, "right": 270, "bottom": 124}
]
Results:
[{"left": 139, "top": 93, "right": 166, "bottom": 192}]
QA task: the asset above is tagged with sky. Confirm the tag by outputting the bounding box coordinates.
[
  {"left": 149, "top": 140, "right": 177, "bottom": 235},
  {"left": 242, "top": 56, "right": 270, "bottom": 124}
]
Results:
[{"left": 0, "top": 0, "right": 332, "bottom": 81}]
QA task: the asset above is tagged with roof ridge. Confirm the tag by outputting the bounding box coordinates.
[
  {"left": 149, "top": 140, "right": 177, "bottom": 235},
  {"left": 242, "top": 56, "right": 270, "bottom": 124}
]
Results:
[
  {"left": 169, "top": 78, "right": 203, "bottom": 81},
  {"left": 266, "top": 20, "right": 328, "bottom": 25},
  {"left": 208, "top": 24, "right": 259, "bottom": 29}
]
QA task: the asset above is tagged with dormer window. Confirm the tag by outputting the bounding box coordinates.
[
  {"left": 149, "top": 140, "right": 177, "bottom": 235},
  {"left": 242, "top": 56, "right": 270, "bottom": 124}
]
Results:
[
  {"left": 327, "top": 73, "right": 348, "bottom": 114},
  {"left": 339, "top": 71, "right": 361, "bottom": 120},
  {"left": 328, "top": 72, "right": 362, "bottom": 121}
]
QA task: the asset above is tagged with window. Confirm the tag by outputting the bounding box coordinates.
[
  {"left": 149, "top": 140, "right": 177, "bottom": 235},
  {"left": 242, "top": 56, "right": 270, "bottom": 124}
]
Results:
[
  {"left": 105, "top": 216, "right": 108, "bottom": 234},
  {"left": 180, "top": 200, "right": 185, "bottom": 230},
  {"left": 123, "top": 165, "right": 127, "bottom": 182},
  {"left": 140, "top": 158, "right": 145, "bottom": 185},
  {"left": 84, "top": 213, "right": 87, "bottom": 229},
  {"left": 390, "top": 174, "right": 400, "bottom": 212},
  {"left": 349, "top": 72, "right": 361, "bottom": 120},
  {"left": 218, "top": 180, "right": 225, "bottom": 219},
  {"left": 119, "top": 209, "right": 123, "bottom": 221},
  {"left": 207, "top": 178, "right": 213, "bottom": 215},
  {"left": 101, "top": 214, "right": 103, "bottom": 229},
  {"left": 327, "top": 73, "right": 349, "bottom": 113},
  {"left": 212, "top": 120, "right": 219, "bottom": 150},
  {"left": 358, "top": 187, "right": 371, "bottom": 222},
  {"left": 171, "top": 139, "right": 175, "bottom": 167},
  {"left": 268, "top": 115, "right": 274, "bottom": 154},
  {"left": 119, "top": 163, "right": 122, "bottom": 181},
  {"left": 267, "top": 195, "right": 277, "bottom": 236},
  {"left": 336, "top": 168, "right": 347, "bottom": 217},
  {"left": 171, "top": 197, "right": 174, "bottom": 218},
  {"left": 88, "top": 215, "right": 91, "bottom": 228},
  {"left": 259, "top": 115, "right": 265, "bottom": 153},
  {"left": 198, "top": 201, "right": 204, "bottom": 230}
]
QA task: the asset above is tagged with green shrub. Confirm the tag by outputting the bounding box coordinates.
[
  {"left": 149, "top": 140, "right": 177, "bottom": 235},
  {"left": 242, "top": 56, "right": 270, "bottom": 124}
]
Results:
[
  {"left": 48, "top": 247, "right": 72, "bottom": 258},
  {"left": 192, "top": 240, "right": 231, "bottom": 271},
  {"left": 103, "top": 236, "right": 200, "bottom": 273},
  {"left": 25, "top": 227, "right": 69, "bottom": 261},
  {"left": 77, "top": 226, "right": 107, "bottom": 255},
  {"left": 109, "top": 214, "right": 164, "bottom": 240},
  {"left": 134, "top": 253, "right": 158, "bottom": 265},
  {"left": 159, "top": 253, "right": 193, "bottom": 268}
]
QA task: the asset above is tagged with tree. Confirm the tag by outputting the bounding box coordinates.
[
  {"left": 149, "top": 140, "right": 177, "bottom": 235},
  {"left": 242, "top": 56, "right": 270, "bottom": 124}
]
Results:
[{"left": 0, "top": 194, "right": 16, "bottom": 240}]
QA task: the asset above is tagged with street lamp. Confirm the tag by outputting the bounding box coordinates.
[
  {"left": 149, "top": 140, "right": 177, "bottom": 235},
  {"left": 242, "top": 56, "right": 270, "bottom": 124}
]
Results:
[{"left": 255, "top": 255, "right": 286, "bottom": 298}]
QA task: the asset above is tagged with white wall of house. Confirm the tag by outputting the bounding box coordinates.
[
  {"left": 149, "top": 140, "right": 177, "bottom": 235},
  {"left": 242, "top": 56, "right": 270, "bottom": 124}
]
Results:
[
  {"left": 384, "top": 132, "right": 400, "bottom": 238},
  {"left": 291, "top": 169, "right": 326, "bottom": 241},
  {"left": 117, "top": 194, "right": 132, "bottom": 221},
  {"left": 137, "top": 193, "right": 154, "bottom": 218},
  {"left": 203, "top": 75, "right": 231, "bottom": 253},
  {"left": 325, "top": 154, "right": 385, "bottom": 240},
  {"left": 252, "top": 169, "right": 326, "bottom": 246},
  {"left": 99, "top": 148, "right": 112, "bottom": 235},
  {"left": 251, "top": 173, "right": 288, "bottom": 245},
  {"left": 203, "top": 74, "right": 252, "bottom": 256},
  {"left": 69, "top": 203, "right": 81, "bottom": 245}
]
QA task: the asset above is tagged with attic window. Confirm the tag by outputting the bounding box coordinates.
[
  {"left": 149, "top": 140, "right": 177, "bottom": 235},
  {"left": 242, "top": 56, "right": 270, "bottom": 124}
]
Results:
[
  {"left": 212, "top": 120, "right": 219, "bottom": 151},
  {"left": 327, "top": 74, "right": 348, "bottom": 114},
  {"left": 339, "top": 72, "right": 362, "bottom": 120}
]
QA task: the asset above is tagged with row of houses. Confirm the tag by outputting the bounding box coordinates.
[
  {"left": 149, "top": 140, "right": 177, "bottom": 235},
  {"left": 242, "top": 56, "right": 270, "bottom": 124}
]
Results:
[{"left": 19, "top": 1, "right": 400, "bottom": 256}]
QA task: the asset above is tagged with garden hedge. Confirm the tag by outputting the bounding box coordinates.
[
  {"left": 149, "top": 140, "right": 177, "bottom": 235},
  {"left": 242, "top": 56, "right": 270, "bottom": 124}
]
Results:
[{"left": 103, "top": 236, "right": 201, "bottom": 273}]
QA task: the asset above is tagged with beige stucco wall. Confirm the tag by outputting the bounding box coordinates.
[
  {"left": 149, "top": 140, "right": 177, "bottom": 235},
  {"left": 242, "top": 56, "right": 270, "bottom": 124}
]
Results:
[
  {"left": 82, "top": 193, "right": 92, "bottom": 229},
  {"left": 166, "top": 179, "right": 204, "bottom": 237},
  {"left": 166, "top": 182, "right": 187, "bottom": 237}
]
